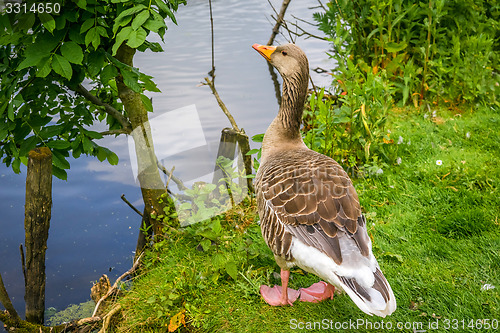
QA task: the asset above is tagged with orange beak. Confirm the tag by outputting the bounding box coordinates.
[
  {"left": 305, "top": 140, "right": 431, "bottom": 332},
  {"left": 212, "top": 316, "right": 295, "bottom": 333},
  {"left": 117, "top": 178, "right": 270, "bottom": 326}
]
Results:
[{"left": 252, "top": 43, "right": 276, "bottom": 61}]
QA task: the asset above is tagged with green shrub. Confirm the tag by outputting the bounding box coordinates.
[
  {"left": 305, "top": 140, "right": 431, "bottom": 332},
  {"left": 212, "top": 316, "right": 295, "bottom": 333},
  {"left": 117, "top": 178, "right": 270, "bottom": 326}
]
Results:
[
  {"left": 303, "top": 68, "right": 397, "bottom": 171},
  {"left": 314, "top": 0, "right": 500, "bottom": 107}
]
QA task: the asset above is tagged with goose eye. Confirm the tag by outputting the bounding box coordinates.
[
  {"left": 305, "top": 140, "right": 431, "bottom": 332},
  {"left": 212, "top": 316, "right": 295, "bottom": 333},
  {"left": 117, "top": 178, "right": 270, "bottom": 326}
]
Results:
[{"left": 281, "top": 51, "right": 287, "bottom": 56}]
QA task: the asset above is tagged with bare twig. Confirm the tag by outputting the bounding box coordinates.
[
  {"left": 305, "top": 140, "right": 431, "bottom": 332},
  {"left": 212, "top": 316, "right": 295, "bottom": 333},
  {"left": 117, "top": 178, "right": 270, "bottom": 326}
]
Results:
[
  {"left": 165, "top": 166, "right": 175, "bottom": 190},
  {"left": 120, "top": 194, "right": 143, "bottom": 218},
  {"left": 156, "top": 159, "right": 187, "bottom": 191},
  {"left": 267, "top": 0, "right": 294, "bottom": 45},
  {"left": 316, "top": 0, "right": 327, "bottom": 12},
  {"left": 309, "top": 76, "right": 318, "bottom": 96},
  {"left": 208, "top": 0, "right": 215, "bottom": 77},
  {"left": 291, "top": 14, "right": 317, "bottom": 26},
  {"left": 74, "top": 84, "right": 132, "bottom": 133},
  {"left": 203, "top": 77, "right": 240, "bottom": 132},
  {"left": 92, "top": 252, "right": 144, "bottom": 317},
  {"left": 0, "top": 272, "right": 20, "bottom": 322},
  {"left": 285, "top": 20, "right": 327, "bottom": 40}
]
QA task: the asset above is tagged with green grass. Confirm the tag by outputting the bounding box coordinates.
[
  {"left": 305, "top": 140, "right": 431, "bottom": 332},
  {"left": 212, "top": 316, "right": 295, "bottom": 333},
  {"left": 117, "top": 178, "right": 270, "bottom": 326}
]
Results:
[{"left": 112, "top": 105, "right": 499, "bottom": 332}]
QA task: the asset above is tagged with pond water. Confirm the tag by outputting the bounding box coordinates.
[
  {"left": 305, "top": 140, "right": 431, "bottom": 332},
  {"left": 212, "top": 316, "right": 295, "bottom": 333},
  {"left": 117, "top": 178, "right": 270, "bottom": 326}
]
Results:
[{"left": 0, "top": 0, "right": 334, "bottom": 326}]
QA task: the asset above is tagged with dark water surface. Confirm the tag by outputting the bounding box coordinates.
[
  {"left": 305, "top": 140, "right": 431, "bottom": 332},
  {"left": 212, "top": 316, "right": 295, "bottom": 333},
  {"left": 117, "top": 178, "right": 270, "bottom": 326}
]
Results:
[{"left": 0, "top": 0, "right": 333, "bottom": 326}]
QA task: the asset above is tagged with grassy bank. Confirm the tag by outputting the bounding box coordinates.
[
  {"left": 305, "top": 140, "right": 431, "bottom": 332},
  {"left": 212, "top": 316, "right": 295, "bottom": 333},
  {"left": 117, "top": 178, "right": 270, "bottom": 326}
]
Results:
[{"left": 112, "top": 105, "right": 499, "bottom": 332}]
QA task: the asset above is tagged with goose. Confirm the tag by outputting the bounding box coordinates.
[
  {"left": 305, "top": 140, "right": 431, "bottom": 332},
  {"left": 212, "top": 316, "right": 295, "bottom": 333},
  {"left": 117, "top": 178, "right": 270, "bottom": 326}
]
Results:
[{"left": 252, "top": 43, "right": 396, "bottom": 317}]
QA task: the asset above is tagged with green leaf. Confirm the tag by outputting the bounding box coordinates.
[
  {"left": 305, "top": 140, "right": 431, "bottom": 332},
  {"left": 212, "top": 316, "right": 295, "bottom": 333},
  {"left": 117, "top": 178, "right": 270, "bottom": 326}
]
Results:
[
  {"left": 17, "top": 34, "right": 59, "bottom": 70},
  {"left": 225, "top": 261, "right": 238, "bottom": 280},
  {"left": 61, "top": 41, "right": 84, "bottom": 65},
  {"left": 246, "top": 148, "right": 260, "bottom": 155},
  {"left": 119, "top": 4, "right": 147, "bottom": 18},
  {"left": 39, "top": 13, "right": 56, "bottom": 33},
  {"left": 112, "top": 14, "right": 133, "bottom": 35},
  {"left": 46, "top": 140, "right": 71, "bottom": 149},
  {"left": 85, "top": 27, "right": 101, "bottom": 49},
  {"left": 76, "top": 0, "right": 87, "bottom": 9},
  {"left": 52, "top": 54, "right": 73, "bottom": 80},
  {"left": 106, "top": 150, "right": 119, "bottom": 165},
  {"left": 80, "top": 18, "right": 94, "bottom": 34},
  {"left": 83, "top": 130, "right": 103, "bottom": 140},
  {"left": 200, "top": 239, "right": 211, "bottom": 251},
  {"left": 144, "top": 41, "right": 164, "bottom": 52},
  {"left": 39, "top": 125, "right": 65, "bottom": 139},
  {"left": 17, "top": 13, "right": 35, "bottom": 32},
  {"left": 140, "top": 94, "right": 153, "bottom": 112},
  {"left": 18, "top": 54, "right": 43, "bottom": 70},
  {"left": 141, "top": 72, "right": 161, "bottom": 92},
  {"left": 7, "top": 103, "right": 14, "bottom": 121},
  {"left": 52, "top": 150, "right": 71, "bottom": 169},
  {"left": 155, "top": 0, "right": 177, "bottom": 24},
  {"left": 96, "top": 147, "right": 107, "bottom": 162},
  {"left": 143, "top": 16, "right": 166, "bottom": 33},
  {"left": 87, "top": 51, "right": 105, "bottom": 77},
  {"left": 121, "top": 69, "right": 141, "bottom": 92},
  {"left": 112, "top": 26, "right": 132, "bottom": 55},
  {"left": 251, "top": 133, "right": 264, "bottom": 142},
  {"left": 132, "top": 10, "right": 150, "bottom": 30},
  {"left": 82, "top": 136, "right": 94, "bottom": 154},
  {"left": 385, "top": 41, "right": 407, "bottom": 53},
  {"left": 36, "top": 56, "right": 52, "bottom": 77},
  {"left": 52, "top": 165, "right": 68, "bottom": 180},
  {"left": 96, "top": 26, "right": 108, "bottom": 37},
  {"left": 12, "top": 158, "right": 21, "bottom": 174},
  {"left": 211, "top": 219, "right": 222, "bottom": 235},
  {"left": 19, "top": 136, "right": 39, "bottom": 157},
  {"left": 126, "top": 27, "right": 147, "bottom": 48},
  {"left": 100, "top": 64, "right": 118, "bottom": 83}
]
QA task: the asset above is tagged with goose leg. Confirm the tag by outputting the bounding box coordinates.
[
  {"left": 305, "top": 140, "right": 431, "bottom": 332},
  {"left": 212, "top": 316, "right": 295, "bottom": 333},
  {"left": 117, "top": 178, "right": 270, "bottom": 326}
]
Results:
[
  {"left": 260, "top": 269, "right": 300, "bottom": 306},
  {"left": 299, "top": 281, "right": 335, "bottom": 303}
]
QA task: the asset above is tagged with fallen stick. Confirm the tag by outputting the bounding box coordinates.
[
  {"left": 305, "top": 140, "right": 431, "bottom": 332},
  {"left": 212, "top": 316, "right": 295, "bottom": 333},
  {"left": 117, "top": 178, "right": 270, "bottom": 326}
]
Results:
[
  {"left": 98, "top": 304, "right": 122, "bottom": 333},
  {"left": 92, "top": 252, "right": 143, "bottom": 317}
]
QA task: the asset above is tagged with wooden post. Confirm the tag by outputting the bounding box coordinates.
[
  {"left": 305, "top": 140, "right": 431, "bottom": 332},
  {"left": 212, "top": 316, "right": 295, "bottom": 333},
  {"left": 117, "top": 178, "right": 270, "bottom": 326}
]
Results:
[
  {"left": 235, "top": 131, "right": 254, "bottom": 194},
  {"left": 213, "top": 128, "right": 254, "bottom": 198},
  {"left": 23, "top": 147, "right": 52, "bottom": 324},
  {"left": 213, "top": 128, "right": 238, "bottom": 188}
]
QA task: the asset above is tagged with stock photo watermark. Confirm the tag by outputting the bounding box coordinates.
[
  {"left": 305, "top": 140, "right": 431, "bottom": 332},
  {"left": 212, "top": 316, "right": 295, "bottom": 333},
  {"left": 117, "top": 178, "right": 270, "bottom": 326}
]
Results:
[{"left": 289, "top": 318, "right": 499, "bottom": 331}]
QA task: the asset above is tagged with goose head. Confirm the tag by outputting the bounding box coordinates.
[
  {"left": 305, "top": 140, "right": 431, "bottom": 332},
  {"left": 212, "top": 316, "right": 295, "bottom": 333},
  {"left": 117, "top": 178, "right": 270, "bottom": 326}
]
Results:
[{"left": 252, "top": 43, "right": 309, "bottom": 82}]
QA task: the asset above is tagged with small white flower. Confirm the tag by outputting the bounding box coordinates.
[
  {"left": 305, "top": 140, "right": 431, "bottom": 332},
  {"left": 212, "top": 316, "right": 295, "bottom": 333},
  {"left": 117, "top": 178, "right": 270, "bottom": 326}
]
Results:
[
  {"left": 466, "top": 132, "right": 471, "bottom": 139},
  {"left": 397, "top": 136, "right": 404, "bottom": 144},
  {"left": 481, "top": 283, "right": 495, "bottom": 291},
  {"left": 376, "top": 168, "right": 383, "bottom": 175},
  {"left": 432, "top": 110, "right": 437, "bottom": 118},
  {"left": 436, "top": 160, "right": 443, "bottom": 166},
  {"left": 424, "top": 114, "right": 429, "bottom": 119},
  {"left": 387, "top": 129, "right": 391, "bottom": 134},
  {"left": 396, "top": 157, "right": 402, "bottom": 165}
]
